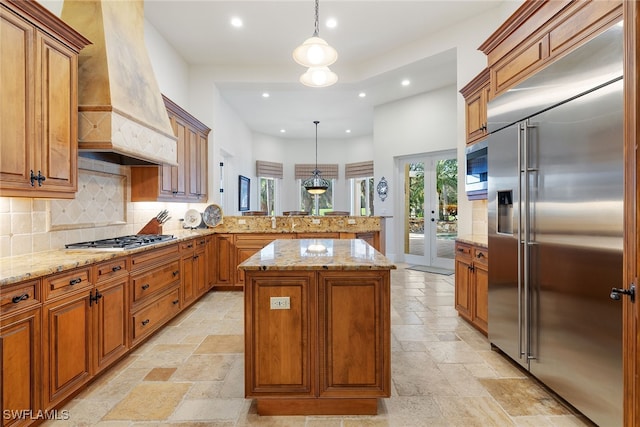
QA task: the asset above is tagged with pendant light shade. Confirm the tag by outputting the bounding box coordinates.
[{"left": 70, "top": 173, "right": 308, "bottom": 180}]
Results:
[
  {"left": 293, "top": 0, "right": 338, "bottom": 88},
  {"left": 303, "top": 121, "right": 330, "bottom": 195},
  {"left": 300, "top": 66, "right": 338, "bottom": 88},
  {"left": 293, "top": 36, "right": 337, "bottom": 68}
]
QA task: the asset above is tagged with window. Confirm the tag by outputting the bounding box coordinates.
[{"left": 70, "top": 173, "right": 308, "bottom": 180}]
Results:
[
  {"left": 256, "top": 160, "right": 283, "bottom": 215},
  {"left": 295, "top": 163, "right": 338, "bottom": 215},
  {"left": 259, "top": 177, "right": 277, "bottom": 215},
  {"left": 345, "top": 161, "right": 374, "bottom": 216},
  {"left": 299, "top": 180, "right": 333, "bottom": 214},
  {"left": 352, "top": 177, "right": 374, "bottom": 216}
]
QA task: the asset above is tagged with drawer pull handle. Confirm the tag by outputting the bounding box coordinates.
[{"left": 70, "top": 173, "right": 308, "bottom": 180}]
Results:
[
  {"left": 12, "top": 294, "right": 29, "bottom": 303},
  {"left": 142, "top": 284, "right": 150, "bottom": 290},
  {"left": 172, "top": 299, "right": 179, "bottom": 305},
  {"left": 69, "top": 277, "right": 82, "bottom": 286},
  {"left": 173, "top": 270, "right": 179, "bottom": 277},
  {"left": 112, "top": 265, "right": 122, "bottom": 272},
  {"left": 187, "top": 244, "right": 193, "bottom": 248},
  {"left": 193, "top": 255, "right": 199, "bottom": 260},
  {"left": 141, "top": 319, "right": 150, "bottom": 326},
  {"left": 199, "top": 240, "right": 205, "bottom": 245},
  {"left": 457, "top": 248, "right": 465, "bottom": 252},
  {"left": 476, "top": 252, "right": 485, "bottom": 259}
]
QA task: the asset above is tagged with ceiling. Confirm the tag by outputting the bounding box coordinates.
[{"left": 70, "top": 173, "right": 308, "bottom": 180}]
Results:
[{"left": 144, "top": 1, "right": 508, "bottom": 140}]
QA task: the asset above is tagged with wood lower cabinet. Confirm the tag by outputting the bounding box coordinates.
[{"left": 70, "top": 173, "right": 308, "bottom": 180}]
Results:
[
  {"left": 0, "top": 0, "right": 89, "bottom": 199},
  {"left": 42, "top": 280, "right": 92, "bottom": 410},
  {"left": 244, "top": 269, "right": 391, "bottom": 415},
  {"left": 129, "top": 245, "right": 181, "bottom": 347},
  {"left": 235, "top": 234, "right": 293, "bottom": 286},
  {"left": 180, "top": 237, "right": 208, "bottom": 307},
  {"left": 92, "top": 259, "right": 129, "bottom": 375},
  {"left": 454, "top": 241, "right": 488, "bottom": 335},
  {"left": 1, "top": 298, "right": 41, "bottom": 427}
]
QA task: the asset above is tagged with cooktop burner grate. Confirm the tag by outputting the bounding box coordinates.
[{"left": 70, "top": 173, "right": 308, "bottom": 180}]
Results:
[{"left": 65, "top": 234, "right": 176, "bottom": 250}]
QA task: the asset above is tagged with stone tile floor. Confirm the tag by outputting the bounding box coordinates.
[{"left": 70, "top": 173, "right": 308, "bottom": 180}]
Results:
[{"left": 43, "top": 265, "right": 594, "bottom": 426}]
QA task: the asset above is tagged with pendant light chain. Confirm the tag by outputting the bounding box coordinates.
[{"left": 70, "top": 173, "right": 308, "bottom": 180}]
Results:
[
  {"left": 313, "top": 0, "right": 320, "bottom": 37},
  {"left": 314, "top": 120, "right": 319, "bottom": 172}
]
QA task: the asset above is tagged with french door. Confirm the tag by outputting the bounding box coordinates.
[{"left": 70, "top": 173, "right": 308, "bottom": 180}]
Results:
[{"left": 398, "top": 151, "right": 457, "bottom": 269}]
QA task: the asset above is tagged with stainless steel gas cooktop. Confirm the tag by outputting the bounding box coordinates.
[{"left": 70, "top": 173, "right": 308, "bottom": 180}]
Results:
[{"left": 65, "top": 234, "right": 176, "bottom": 251}]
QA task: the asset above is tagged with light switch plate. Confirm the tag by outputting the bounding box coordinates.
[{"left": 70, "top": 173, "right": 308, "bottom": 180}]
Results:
[
  {"left": 312, "top": 219, "right": 321, "bottom": 224},
  {"left": 347, "top": 219, "right": 356, "bottom": 224},
  {"left": 270, "top": 297, "right": 290, "bottom": 309},
  {"left": 238, "top": 219, "right": 246, "bottom": 224}
]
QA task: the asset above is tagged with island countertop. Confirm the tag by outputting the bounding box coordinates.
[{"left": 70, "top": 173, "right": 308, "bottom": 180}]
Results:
[{"left": 238, "top": 238, "right": 396, "bottom": 271}]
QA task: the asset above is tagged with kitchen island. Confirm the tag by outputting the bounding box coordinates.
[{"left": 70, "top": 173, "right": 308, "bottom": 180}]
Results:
[{"left": 238, "top": 238, "right": 395, "bottom": 415}]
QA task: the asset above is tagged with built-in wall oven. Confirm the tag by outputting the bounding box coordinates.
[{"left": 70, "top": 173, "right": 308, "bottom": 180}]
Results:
[{"left": 465, "top": 139, "right": 488, "bottom": 199}]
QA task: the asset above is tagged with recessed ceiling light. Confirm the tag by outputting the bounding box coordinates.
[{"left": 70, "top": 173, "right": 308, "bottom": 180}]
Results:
[
  {"left": 230, "top": 17, "right": 243, "bottom": 28},
  {"left": 280, "top": 129, "right": 286, "bottom": 133},
  {"left": 345, "top": 129, "right": 351, "bottom": 133},
  {"left": 358, "top": 92, "right": 366, "bottom": 98},
  {"left": 326, "top": 18, "right": 337, "bottom": 28},
  {"left": 401, "top": 79, "right": 411, "bottom": 87},
  {"left": 262, "top": 92, "right": 270, "bottom": 98}
]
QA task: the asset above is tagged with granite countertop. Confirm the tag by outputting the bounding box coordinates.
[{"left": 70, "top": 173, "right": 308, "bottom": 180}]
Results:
[
  {"left": 238, "top": 238, "right": 396, "bottom": 271},
  {"left": 456, "top": 234, "right": 488, "bottom": 248},
  {"left": 0, "top": 230, "right": 209, "bottom": 288}
]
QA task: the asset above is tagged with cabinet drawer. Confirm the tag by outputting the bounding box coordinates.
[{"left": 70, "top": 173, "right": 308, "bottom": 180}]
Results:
[
  {"left": 94, "top": 258, "right": 128, "bottom": 283},
  {"left": 130, "top": 244, "right": 179, "bottom": 270},
  {"left": 180, "top": 237, "right": 207, "bottom": 251},
  {"left": 43, "top": 267, "right": 92, "bottom": 301},
  {"left": 132, "top": 287, "right": 180, "bottom": 343},
  {"left": 455, "top": 243, "right": 472, "bottom": 259},
  {"left": 0, "top": 280, "right": 41, "bottom": 315},
  {"left": 131, "top": 260, "right": 180, "bottom": 304},
  {"left": 473, "top": 247, "right": 489, "bottom": 267},
  {"left": 235, "top": 234, "right": 287, "bottom": 248}
]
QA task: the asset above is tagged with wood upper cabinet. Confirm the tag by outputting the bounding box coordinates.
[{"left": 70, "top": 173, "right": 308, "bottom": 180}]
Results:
[
  {"left": 460, "top": 68, "right": 490, "bottom": 144},
  {"left": 130, "top": 96, "right": 211, "bottom": 202},
  {"left": 454, "top": 242, "right": 488, "bottom": 335},
  {"left": 479, "top": 0, "right": 622, "bottom": 98},
  {"left": 0, "top": 1, "right": 89, "bottom": 199},
  {"left": 1, "top": 280, "right": 41, "bottom": 427}
]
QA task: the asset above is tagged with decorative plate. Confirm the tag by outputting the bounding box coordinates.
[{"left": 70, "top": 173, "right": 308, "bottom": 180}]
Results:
[
  {"left": 203, "top": 204, "right": 223, "bottom": 227},
  {"left": 377, "top": 177, "right": 388, "bottom": 201},
  {"left": 183, "top": 209, "right": 202, "bottom": 228}
]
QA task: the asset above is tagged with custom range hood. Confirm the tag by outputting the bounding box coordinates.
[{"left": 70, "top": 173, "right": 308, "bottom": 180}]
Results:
[{"left": 61, "top": 0, "right": 176, "bottom": 166}]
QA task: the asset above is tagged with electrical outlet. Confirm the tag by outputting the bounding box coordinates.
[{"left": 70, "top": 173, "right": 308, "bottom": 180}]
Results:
[
  {"left": 270, "top": 296, "right": 290, "bottom": 309},
  {"left": 238, "top": 219, "right": 246, "bottom": 225},
  {"left": 347, "top": 219, "right": 356, "bottom": 224},
  {"left": 312, "top": 218, "right": 321, "bottom": 224}
]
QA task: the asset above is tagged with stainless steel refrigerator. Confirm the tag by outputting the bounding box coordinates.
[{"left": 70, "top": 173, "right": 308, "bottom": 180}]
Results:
[{"left": 487, "top": 23, "right": 623, "bottom": 427}]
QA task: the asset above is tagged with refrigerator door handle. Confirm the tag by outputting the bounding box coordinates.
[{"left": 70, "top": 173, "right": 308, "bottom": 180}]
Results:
[
  {"left": 517, "top": 121, "right": 524, "bottom": 358},
  {"left": 522, "top": 119, "right": 531, "bottom": 362}
]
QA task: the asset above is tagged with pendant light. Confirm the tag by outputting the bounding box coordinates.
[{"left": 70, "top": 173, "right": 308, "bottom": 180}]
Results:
[
  {"left": 293, "top": 0, "right": 338, "bottom": 88},
  {"left": 303, "top": 121, "right": 330, "bottom": 195}
]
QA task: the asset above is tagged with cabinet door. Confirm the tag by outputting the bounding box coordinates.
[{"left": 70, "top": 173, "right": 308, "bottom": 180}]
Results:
[
  {"left": 465, "top": 84, "right": 489, "bottom": 144},
  {"left": 0, "top": 7, "right": 33, "bottom": 192},
  {"left": 93, "top": 277, "right": 128, "bottom": 374},
  {"left": 42, "top": 292, "right": 91, "bottom": 409},
  {"left": 1, "top": 308, "right": 41, "bottom": 427},
  {"left": 454, "top": 256, "right": 472, "bottom": 320},
  {"left": 181, "top": 250, "right": 196, "bottom": 307},
  {"left": 244, "top": 271, "right": 315, "bottom": 396},
  {"left": 212, "top": 234, "right": 235, "bottom": 286},
  {"left": 473, "top": 262, "right": 489, "bottom": 334},
  {"left": 194, "top": 245, "right": 208, "bottom": 297},
  {"left": 317, "top": 271, "right": 390, "bottom": 397},
  {"left": 36, "top": 32, "right": 77, "bottom": 193}
]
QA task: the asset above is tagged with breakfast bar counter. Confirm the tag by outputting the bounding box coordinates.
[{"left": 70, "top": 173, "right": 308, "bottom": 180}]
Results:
[{"left": 238, "top": 239, "right": 395, "bottom": 415}]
